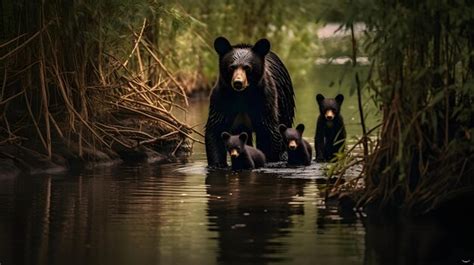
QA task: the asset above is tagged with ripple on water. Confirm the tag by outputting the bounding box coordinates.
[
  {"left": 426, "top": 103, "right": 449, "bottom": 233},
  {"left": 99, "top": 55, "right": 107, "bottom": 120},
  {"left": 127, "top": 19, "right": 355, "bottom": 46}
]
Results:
[{"left": 174, "top": 161, "right": 342, "bottom": 180}]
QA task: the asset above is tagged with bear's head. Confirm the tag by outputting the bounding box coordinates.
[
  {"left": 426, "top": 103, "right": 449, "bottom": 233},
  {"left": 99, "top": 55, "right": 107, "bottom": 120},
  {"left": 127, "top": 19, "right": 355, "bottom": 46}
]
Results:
[
  {"left": 214, "top": 36, "right": 270, "bottom": 92},
  {"left": 279, "top": 124, "right": 305, "bottom": 151},
  {"left": 316, "top": 94, "right": 344, "bottom": 122},
  {"left": 221, "top": 132, "right": 249, "bottom": 158}
]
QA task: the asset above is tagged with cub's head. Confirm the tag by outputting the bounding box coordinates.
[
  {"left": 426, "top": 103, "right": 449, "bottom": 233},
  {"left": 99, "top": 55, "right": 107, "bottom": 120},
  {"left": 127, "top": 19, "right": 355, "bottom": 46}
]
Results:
[
  {"left": 221, "top": 132, "right": 249, "bottom": 158},
  {"left": 316, "top": 94, "right": 344, "bottom": 121},
  {"left": 279, "top": 124, "right": 305, "bottom": 151},
  {"left": 214, "top": 36, "right": 270, "bottom": 92}
]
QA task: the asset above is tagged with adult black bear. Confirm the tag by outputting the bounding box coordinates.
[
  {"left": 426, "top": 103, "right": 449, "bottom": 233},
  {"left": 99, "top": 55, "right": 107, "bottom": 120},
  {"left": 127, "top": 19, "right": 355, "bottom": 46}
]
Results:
[
  {"left": 205, "top": 36, "right": 295, "bottom": 167},
  {"left": 315, "top": 94, "right": 346, "bottom": 162},
  {"left": 279, "top": 124, "right": 312, "bottom": 166},
  {"left": 221, "top": 132, "right": 266, "bottom": 170}
]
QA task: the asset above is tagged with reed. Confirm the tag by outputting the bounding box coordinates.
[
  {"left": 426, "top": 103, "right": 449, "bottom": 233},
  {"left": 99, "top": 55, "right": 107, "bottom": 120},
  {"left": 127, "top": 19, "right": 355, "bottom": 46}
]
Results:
[
  {"left": 326, "top": 0, "right": 474, "bottom": 213},
  {"left": 0, "top": 1, "right": 202, "bottom": 161}
]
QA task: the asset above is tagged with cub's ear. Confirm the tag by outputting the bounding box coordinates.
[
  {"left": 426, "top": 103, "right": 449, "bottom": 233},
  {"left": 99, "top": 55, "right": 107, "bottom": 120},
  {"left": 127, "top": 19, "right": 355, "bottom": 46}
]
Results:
[
  {"left": 239, "top": 132, "right": 248, "bottom": 143},
  {"left": 221, "top": 132, "right": 231, "bottom": 141},
  {"left": 252, "top": 38, "right": 270, "bottom": 57},
  {"left": 278, "top": 124, "right": 287, "bottom": 135},
  {"left": 336, "top": 94, "right": 344, "bottom": 105},
  {"left": 316, "top": 94, "right": 325, "bottom": 104},
  {"left": 296, "top": 124, "right": 305, "bottom": 135},
  {"left": 214, "top": 36, "right": 232, "bottom": 56}
]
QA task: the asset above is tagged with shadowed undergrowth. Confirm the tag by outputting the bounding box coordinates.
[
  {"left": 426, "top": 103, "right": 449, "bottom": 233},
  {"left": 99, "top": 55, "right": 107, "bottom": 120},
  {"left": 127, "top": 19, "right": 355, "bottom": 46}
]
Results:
[{"left": 326, "top": 0, "right": 474, "bottom": 214}]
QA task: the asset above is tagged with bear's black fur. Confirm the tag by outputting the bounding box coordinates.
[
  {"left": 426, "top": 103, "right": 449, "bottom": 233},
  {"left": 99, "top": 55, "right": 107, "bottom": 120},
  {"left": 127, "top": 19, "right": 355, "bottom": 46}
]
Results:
[
  {"left": 205, "top": 36, "right": 295, "bottom": 167},
  {"left": 315, "top": 94, "right": 346, "bottom": 162},
  {"left": 279, "top": 124, "right": 312, "bottom": 166},
  {"left": 221, "top": 132, "right": 266, "bottom": 170}
]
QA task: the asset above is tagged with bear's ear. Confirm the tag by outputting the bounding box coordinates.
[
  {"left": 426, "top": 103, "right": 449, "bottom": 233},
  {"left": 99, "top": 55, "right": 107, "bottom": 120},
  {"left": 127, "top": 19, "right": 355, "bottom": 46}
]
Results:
[
  {"left": 221, "top": 132, "right": 231, "bottom": 141},
  {"left": 252, "top": 38, "right": 270, "bottom": 57},
  {"left": 336, "top": 94, "right": 344, "bottom": 105},
  {"left": 296, "top": 124, "right": 305, "bottom": 135},
  {"left": 214, "top": 37, "right": 232, "bottom": 56},
  {"left": 239, "top": 132, "right": 248, "bottom": 143},
  {"left": 278, "top": 124, "right": 287, "bottom": 135},
  {"left": 316, "top": 94, "right": 325, "bottom": 104}
]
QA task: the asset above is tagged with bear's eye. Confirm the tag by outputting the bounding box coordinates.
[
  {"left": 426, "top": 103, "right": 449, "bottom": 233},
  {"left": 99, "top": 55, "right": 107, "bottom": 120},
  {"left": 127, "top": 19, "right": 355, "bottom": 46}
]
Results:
[
  {"left": 229, "top": 65, "right": 237, "bottom": 71},
  {"left": 243, "top": 65, "right": 252, "bottom": 72}
]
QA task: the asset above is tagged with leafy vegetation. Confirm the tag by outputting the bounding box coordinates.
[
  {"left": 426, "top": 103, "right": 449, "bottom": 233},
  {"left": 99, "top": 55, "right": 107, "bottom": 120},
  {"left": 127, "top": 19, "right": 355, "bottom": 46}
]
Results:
[{"left": 332, "top": 0, "right": 474, "bottom": 212}]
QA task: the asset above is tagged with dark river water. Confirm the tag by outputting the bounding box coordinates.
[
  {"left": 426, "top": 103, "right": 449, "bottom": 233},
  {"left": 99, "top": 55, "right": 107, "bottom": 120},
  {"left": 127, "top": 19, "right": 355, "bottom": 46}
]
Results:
[{"left": 0, "top": 66, "right": 472, "bottom": 265}]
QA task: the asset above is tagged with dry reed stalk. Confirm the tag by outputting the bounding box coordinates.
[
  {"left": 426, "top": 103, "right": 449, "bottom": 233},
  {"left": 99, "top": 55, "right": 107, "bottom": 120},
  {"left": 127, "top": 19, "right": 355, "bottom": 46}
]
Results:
[
  {"left": 0, "top": 33, "right": 28, "bottom": 49},
  {"left": 116, "top": 95, "right": 200, "bottom": 137},
  {"left": 23, "top": 91, "right": 48, "bottom": 150},
  {"left": 0, "top": 27, "right": 46, "bottom": 60},
  {"left": 350, "top": 23, "right": 369, "bottom": 161},
  {"left": 50, "top": 61, "right": 110, "bottom": 148},
  {"left": 48, "top": 112, "right": 64, "bottom": 139},
  {"left": 1, "top": 69, "right": 7, "bottom": 99},
  {"left": 39, "top": 59, "right": 51, "bottom": 158},
  {"left": 124, "top": 19, "right": 147, "bottom": 67},
  {"left": 91, "top": 123, "right": 133, "bottom": 149},
  {"left": 141, "top": 40, "right": 189, "bottom": 106},
  {"left": 0, "top": 90, "right": 24, "bottom": 105},
  {"left": 112, "top": 103, "right": 203, "bottom": 144},
  {"left": 325, "top": 124, "right": 382, "bottom": 197}
]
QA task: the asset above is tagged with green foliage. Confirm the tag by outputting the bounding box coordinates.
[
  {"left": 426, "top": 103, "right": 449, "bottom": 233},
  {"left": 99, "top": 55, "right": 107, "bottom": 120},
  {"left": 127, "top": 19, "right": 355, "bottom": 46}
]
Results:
[
  {"left": 346, "top": 0, "right": 474, "bottom": 212},
  {"left": 175, "top": 0, "right": 327, "bottom": 82}
]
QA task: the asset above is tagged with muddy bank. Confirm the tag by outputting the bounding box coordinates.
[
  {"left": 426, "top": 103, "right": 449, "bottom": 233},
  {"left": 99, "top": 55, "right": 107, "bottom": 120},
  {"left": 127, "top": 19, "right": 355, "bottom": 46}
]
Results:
[
  {"left": 0, "top": 143, "right": 187, "bottom": 178},
  {"left": 0, "top": 140, "right": 189, "bottom": 179},
  {"left": 0, "top": 134, "right": 191, "bottom": 179}
]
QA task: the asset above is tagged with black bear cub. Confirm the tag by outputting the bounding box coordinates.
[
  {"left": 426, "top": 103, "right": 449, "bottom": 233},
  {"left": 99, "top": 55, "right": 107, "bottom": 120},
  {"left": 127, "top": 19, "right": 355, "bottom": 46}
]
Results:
[
  {"left": 279, "top": 124, "right": 312, "bottom": 166},
  {"left": 221, "top": 132, "right": 266, "bottom": 171},
  {"left": 315, "top": 94, "right": 346, "bottom": 162}
]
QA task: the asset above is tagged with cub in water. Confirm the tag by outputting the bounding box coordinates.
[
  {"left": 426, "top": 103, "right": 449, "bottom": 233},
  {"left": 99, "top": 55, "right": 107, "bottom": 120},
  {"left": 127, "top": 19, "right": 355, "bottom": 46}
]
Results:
[
  {"left": 315, "top": 94, "right": 346, "bottom": 162},
  {"left": 279, "top": 124, "right": 312, "bottom": 166},
  {"left": 221, "top": 132, "right": 266, "bottom": 170}
]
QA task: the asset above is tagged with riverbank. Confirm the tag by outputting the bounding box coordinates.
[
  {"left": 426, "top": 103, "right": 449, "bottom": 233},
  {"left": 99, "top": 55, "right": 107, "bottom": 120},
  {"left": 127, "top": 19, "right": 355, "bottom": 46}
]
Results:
[
  {"left": 0, "top": 141, "right": 191, "bottom": 178},
  {"left": 0, "top": 142, "right": 172, "bottom": 179},
  {"left": 0, "top": 118, "right": 193, "bottom": 179}
]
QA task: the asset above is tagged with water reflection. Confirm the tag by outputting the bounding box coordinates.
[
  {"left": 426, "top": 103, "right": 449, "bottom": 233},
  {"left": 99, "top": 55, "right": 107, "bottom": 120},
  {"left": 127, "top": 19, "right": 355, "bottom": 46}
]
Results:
[
  {"left": 363, "top": 209, "right": 474, "bottom": 265},
  {"left": 206, "top": 169, "right": 309, "bottom": 264}
]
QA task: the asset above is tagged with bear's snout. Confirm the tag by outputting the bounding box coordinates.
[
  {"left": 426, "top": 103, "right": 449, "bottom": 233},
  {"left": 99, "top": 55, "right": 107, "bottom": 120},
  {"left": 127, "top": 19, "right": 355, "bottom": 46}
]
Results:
[
  {"left": 232, "top": 67, "right": 248, "bottom": 91},
  {"left": 325, "top": 110, "right": 335, "bottom": 121},
  {"left": 288, "top": 140, "right": 297, "bottom": 150},
  {"left": 230, "top": 149, "right": 239, "bottom": 158},
  {"left": 233, "top": 80, "right": 243, "bottom": 90}
]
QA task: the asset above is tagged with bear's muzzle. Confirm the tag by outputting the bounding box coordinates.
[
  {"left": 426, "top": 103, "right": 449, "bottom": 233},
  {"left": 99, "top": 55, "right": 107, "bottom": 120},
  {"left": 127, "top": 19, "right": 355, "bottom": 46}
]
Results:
[
  {"left": 288, "top": 140, "right": 297, "bottom": 150},
  {"left": 232, "top": 67, "right": 249, "bottom": 91},
  {"left": 325, "top": 110, "right": 335, "bottom": 121},
  {"left": 230, "top": 149, "right": 239, "bottom": 158}
]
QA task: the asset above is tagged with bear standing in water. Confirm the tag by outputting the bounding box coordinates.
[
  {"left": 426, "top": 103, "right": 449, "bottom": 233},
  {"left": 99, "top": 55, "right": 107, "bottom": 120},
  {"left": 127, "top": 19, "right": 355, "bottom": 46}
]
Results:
[
  {"left": 221, "top": 132, "right": 266, "bottom": 171},
  {"left": 205, "top": 37, "right": 295, "bottom": 168},
  {"left": 315, "top": 94, "right": 346, "bottom": 162},
  {"left": 279, "top": 124, "right": 312, "bottom": 166}
]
